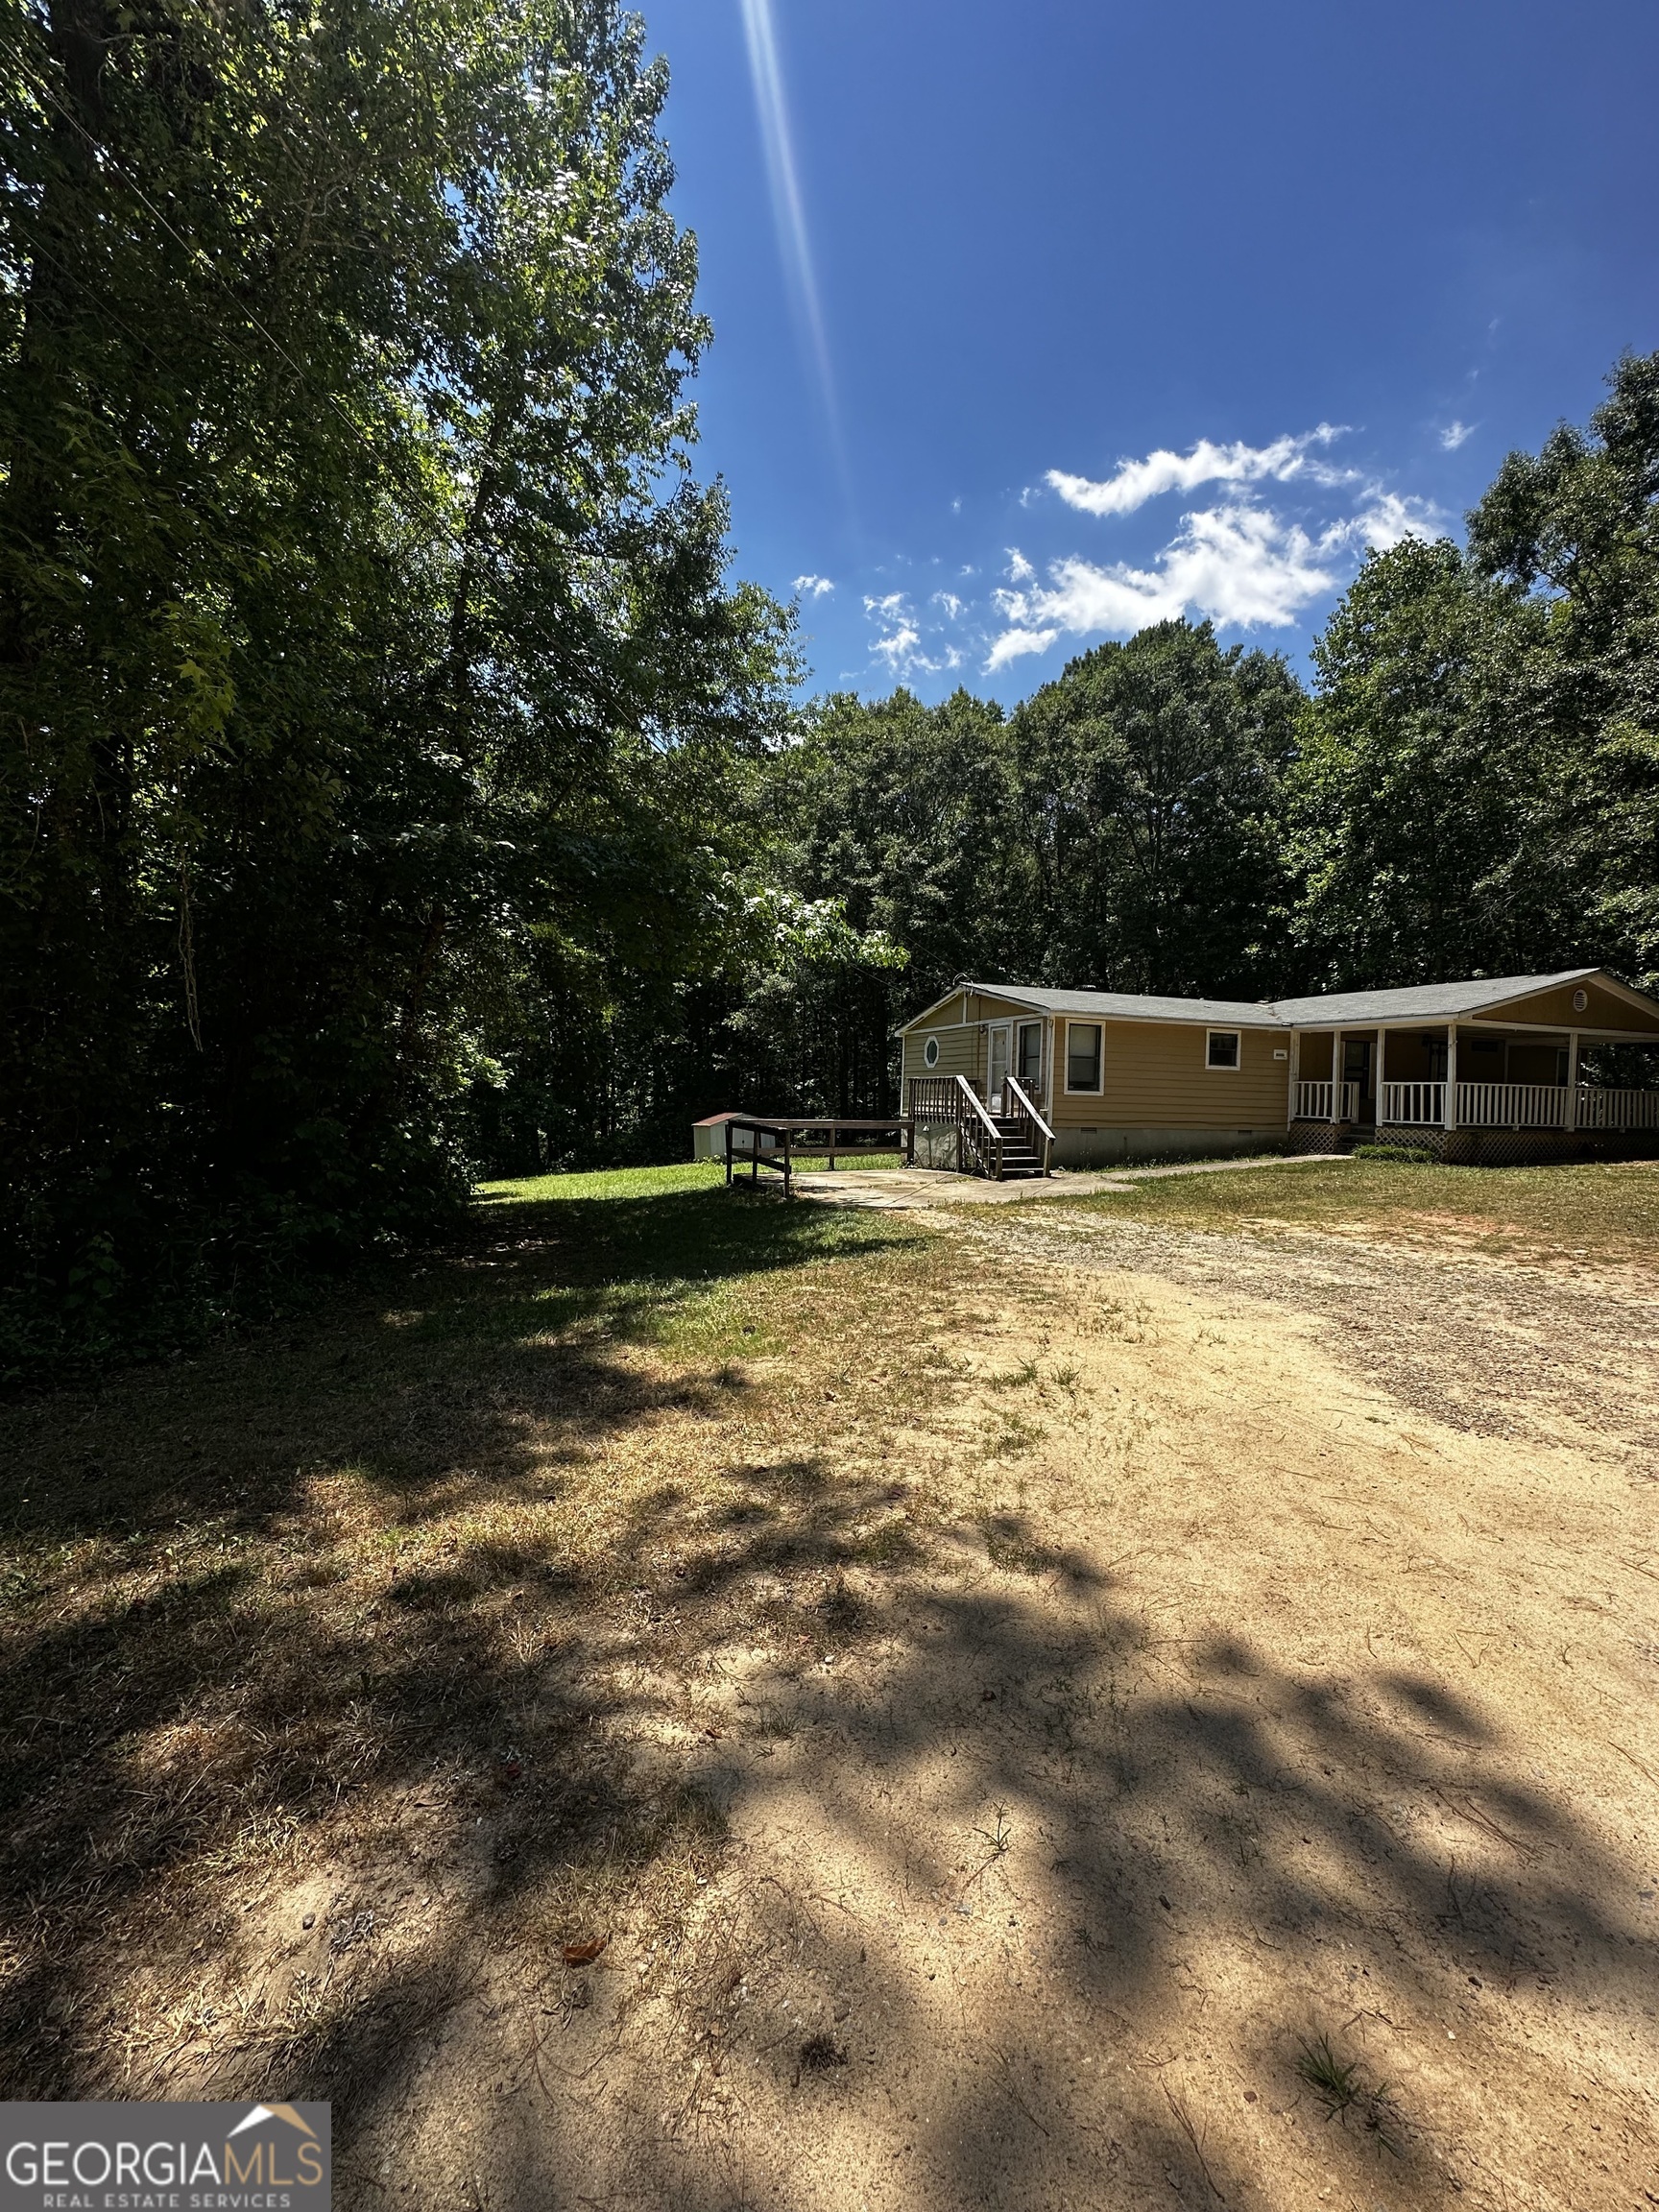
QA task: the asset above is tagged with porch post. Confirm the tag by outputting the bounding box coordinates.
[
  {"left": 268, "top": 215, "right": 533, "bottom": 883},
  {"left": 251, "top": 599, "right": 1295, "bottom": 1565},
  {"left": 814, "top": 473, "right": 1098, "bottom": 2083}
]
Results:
[
  {"left": 1287, "top": 1026, "right": 1301, "bottom": 1128},
  {"left": 1376, "top": 1025, "right": 1385, "bottom": 1126},
  {"left": 1443, "top": 1024, "right": 1458, "bottom": 1130},
  {"left": 1566, "top": 1029, "right": 1580, "bottom": 1131},
  {"left": 1331, "top": 1030, "right": 1343, "bottom": 1123}
]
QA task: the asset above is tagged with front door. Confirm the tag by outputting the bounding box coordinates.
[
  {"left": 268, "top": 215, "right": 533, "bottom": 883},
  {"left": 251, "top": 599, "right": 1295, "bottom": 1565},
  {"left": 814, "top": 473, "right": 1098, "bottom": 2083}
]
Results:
[
  {"left": 1343, "top": 1038, "right": 1374, "bottom": 1120},
  {"left": 987, "top": 1023, "right": 1011, "bottom": 1111}
]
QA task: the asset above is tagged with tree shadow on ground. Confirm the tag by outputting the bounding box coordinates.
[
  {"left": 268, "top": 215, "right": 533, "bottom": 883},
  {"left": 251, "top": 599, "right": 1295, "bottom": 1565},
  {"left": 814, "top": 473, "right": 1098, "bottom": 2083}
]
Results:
[
  {"left": 0, "top": 1178, "right": 1652, "bottom": 2209},
  {"left": 0, "top": 1184, "right": 917, "bottom": 2086}
]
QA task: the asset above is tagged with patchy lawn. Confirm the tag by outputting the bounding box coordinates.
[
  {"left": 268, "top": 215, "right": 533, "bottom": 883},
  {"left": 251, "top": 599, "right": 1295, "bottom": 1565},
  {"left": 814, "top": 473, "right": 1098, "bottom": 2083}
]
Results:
[
  {"left": 1, "top": 1162, "right": 1654, "bottom": 2209},
  {"left": 1055, "top": 1155, "right": 1659, "bottom": 1270}
]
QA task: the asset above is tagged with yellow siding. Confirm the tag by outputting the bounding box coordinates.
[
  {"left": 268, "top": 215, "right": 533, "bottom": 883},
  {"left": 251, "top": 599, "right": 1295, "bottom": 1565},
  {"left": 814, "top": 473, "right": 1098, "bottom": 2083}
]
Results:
[
  {"left": 1378, "top": 1031, "right": 1435, "bottom": 1080},
  {"left": 1492, "top": 979, "right": 1659, "bottom": 1036},
  {"left": 1507, "top": 1043, "right": 1565, "bottom": 1083},
  {"left": 901, "top": 991, "right": 1045, "bottom": 1094},
  {"left": 900, "top": 1016, "right": 982, "bottom": 1090},
  {"left": 1050, "top": 1019, "right": 1288, "bottom": 1130},
  {"left": 965, "top": 991, "right": 1042, "bottom": 1025},
  {"left": 1294, "top": 1030, "right": 1337, "bottom": 1079}
]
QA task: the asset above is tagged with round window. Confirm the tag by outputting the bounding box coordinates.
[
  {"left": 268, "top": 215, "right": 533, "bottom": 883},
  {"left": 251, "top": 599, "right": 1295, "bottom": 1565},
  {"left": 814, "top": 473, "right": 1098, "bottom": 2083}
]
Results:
[
  {"left": 1572, "top": 988, "right": 1588, "bottom": 1012},
  {"left": 924, "top": 1036, "right": 940, "bottom": 1068}
]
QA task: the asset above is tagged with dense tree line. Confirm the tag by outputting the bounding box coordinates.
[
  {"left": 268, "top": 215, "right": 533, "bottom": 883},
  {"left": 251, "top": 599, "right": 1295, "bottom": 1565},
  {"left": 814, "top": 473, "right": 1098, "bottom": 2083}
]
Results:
[
  {"left": 685, "top": 350, "right": 1659, "bottom": 1142},
  {"left": 472, "top": 329, "right": 1659, "bottom": 1178},
  {"left": 0, "top": 0, "right": 793, "bottom": 1368},
  {"left": 0, "top": 0, "right": 1652, "bottom": 1374}
]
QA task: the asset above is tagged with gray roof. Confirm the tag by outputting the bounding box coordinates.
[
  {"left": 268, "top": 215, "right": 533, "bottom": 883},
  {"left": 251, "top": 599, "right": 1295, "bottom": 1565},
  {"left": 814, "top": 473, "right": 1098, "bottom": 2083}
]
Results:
[
  {"left": 950, "top": 982, "right": 1285, "bottom": 1027},
  {"left": 1266, "top": 969, "right": 1599, "bottom": 1025},
  {"left": 908, "top": 968, "right": 1619, "bottom": 1033}
]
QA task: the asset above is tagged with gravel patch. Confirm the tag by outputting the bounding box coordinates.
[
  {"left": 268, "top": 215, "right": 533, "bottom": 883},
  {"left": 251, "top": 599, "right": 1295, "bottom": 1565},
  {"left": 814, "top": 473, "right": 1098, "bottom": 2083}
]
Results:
[{"left": 975, "top": 1208, "right": 1659, "bottom": 1463}]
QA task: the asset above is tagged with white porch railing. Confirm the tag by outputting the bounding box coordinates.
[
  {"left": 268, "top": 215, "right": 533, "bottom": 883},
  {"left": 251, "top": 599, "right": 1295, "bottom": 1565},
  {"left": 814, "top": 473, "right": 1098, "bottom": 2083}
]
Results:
[
  {"left": 1456, "top": 1082, "right": 1570, "bottom": 1129},
  {"left": 1380, "top": 1080, "right": 1445, "bottom": 1126},
  {"left": 1296, "top": 1080, "right": 1360, "bottom": 1121},
  {"left": 1374, "top": 1081, "right": 1659, "bottom": 1132},
  {"left": 1575, "top": 1085, "right": 1659, "bottom": 1130}
]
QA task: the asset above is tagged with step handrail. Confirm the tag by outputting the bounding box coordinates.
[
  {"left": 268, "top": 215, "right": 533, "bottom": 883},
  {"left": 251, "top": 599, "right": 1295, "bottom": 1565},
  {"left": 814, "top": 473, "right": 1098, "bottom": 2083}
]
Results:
[
  {"left": 956, "top": 1072, "right": 1002, "bottom": 1139},
  {"left": 1001, "top": 1073, "right": 1054, "bottom": 1175},
  {"left": 954, "top": 1073, "right": 1004, "bottom": 1179},
  {"left": 1002, "top": 1074, "right": 1054, "bottom": 1142}
]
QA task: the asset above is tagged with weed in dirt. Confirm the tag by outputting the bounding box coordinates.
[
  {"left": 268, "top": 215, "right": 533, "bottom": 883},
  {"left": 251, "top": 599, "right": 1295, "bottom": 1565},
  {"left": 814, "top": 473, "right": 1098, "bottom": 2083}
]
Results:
[
  {"left": 1067, "top": 1157, "right": 1659, "bottom": 1271},
  {"left": 981, "top": 1408, "right": 1045, "bottom": 1460},
  {"left": 979, "top": 1513, "right": 1055, "bottom": 1575},
  {"left": 1296, "top": 2033, "right": 1405, "bottom": 2155},
  {"left": 787, "top": 2030, "right": 851, "bottom": 2091},
  {"left": 1296, "top": 2032, "right": 1360, "bottom": 2112},
  {"left": 1050, "top": 1362, "right": 1081, "bottom": 1390},
  {"left": 971, "top": 1805, "right": 1014, "bottom": 1870},
  {"left": 989, "top": 1357, "right": 1042, "bottom": 1389},
  {"left": 854, "top": 1515, "right": 918, "bottom": 1567},
  {"left": 1084, "top": 1292, "right": 1150, "bottom": 1342},
  {"left": 817, "top": 1575, "right": 862, "bottom": 1632}
]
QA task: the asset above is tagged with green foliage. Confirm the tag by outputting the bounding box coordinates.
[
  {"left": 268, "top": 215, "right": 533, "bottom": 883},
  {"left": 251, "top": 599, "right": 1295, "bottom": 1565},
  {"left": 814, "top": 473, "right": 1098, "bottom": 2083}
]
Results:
[
  {"left": 782, "top": 685, "right": 1020, "bottom": 1000},
  {"left": 720, "top": 630, "right": 1303, "bottom": 1117},
  {"left": 0, "top": 0, "right": 794, "bottom": 1371},
  {"left": 3, "top": 0, "right": 1652, "bottom": 1401},
  {"left": 1008, "top": 619, "right": 1302, "bottom": 994},
  {"left": 1293, "top": 351, "right": 1659, "bottom": 990}
]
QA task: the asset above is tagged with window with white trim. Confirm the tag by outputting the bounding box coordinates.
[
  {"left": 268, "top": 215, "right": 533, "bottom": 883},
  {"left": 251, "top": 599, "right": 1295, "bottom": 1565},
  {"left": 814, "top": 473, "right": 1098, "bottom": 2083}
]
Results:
[
  {"left": 1016, "top": 1021, "right": 1043, "bottom": 1086},
  {"left": 924, "top": 1035, "right": 939, "bottom": 1068},
  {"left": 1065, "top": 1022, "right": 1103, "bottom": 1093},
  {"left": 1206, "top": 1029, "right": 1241, "bottom": 1070}
]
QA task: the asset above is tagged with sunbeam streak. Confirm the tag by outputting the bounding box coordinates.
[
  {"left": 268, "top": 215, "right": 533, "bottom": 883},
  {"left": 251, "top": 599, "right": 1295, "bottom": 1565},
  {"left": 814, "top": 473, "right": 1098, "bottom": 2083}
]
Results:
[{"left": 737, "top": 0, "right": 853, "bottom": 514}]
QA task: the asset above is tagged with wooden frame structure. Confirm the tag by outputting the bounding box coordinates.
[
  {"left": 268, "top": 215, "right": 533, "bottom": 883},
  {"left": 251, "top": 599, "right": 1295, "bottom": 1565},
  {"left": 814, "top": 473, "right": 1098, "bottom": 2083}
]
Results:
[{"left": 723, "top": 1115, "right": 915, "bottom": 1199}]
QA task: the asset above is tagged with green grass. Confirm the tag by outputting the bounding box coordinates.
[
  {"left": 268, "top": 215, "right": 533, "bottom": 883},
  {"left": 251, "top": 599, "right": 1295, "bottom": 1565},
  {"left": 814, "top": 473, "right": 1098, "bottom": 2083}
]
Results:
[
  {"left": 465, "top": 1163, "right": 915, "bottom": 1355},
  {"left": 786, "top": 1150, "right": 905, "bottom": 1170},
  {"left": 1058, "top": 1157, "right": 1659, "bottom": 1266},
  {"left": 478, "top": 1161, "right": 728, "bottom": 1205},
  {"left": 0, "top": 1159, "right": 961, "bottom": 2105}
]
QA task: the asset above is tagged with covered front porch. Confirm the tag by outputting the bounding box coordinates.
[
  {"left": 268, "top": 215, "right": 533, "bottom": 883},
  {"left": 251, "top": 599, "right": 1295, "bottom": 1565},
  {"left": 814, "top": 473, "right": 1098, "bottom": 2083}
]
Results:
[{"left": 1288, "top": 1018, "right": 1659, "bottom": 1158}]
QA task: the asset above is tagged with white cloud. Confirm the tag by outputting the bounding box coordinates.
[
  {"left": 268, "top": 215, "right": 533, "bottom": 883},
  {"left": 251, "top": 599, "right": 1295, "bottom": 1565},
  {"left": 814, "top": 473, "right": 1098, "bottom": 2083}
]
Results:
[
  {"left": 992, "top": 503, "right": 1335, "bottom": 647},
  {"left": 1439, "top": 420, "right": 1474, "bottom": 450},
  {"left": 864, "top": 590, "right": 962, "bottom": 679},
  {"left": 793, "top": 573, "right": 834, "bottom": 598},
  {"left": 870, "top": 622, "right": 924, "bottom": 671},
  {"left": 986, "top": 626, "right": 1060, "bottom": 671},
  {"left": 1332, "top": 491, "right": 1440, "bottom": 551},
  {"left": 985, "top": 452, "right": 1442, "bottom": 672},
  {"left": 1046, "top": 425, "right": 1349, "bottom": 518},
  {"left": 932, "top": 590, "right": 965, "bottom": 620}
]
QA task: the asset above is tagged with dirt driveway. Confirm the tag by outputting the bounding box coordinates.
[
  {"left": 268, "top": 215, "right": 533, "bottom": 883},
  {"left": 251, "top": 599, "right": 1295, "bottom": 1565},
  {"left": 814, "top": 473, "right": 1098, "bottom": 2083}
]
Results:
[
  {"left": 359, "top": 1206, "right": 1659, "bottom": 2209},
  {"left": 9, "top": 1185, "right": 1654, "bottom": 2212}
]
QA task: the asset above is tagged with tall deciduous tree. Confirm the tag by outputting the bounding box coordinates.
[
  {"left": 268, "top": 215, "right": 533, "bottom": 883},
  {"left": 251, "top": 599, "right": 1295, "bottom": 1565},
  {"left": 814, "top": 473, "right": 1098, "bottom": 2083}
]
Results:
[
  {"left": 1291, "top": 351, "right": 1659, "bottom": 989},
  {"left": 1467, "top": 350, "right": 1659, "bottom": 984},
  {"left": 0, "top": 0, "right": 792, "bottom": 1359},
  {"left": 781, "top": 686, "right": 1018, "bottom": 998},
  {"left": 1008, "top": 620, "right": 1301, "bottom": 996}
]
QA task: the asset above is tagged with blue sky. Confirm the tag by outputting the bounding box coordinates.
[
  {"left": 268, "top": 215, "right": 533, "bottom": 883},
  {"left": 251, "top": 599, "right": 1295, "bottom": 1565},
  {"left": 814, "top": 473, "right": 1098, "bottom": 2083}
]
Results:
[{"left": 641, "top": 0, "right": 1659, "bottom": 705}]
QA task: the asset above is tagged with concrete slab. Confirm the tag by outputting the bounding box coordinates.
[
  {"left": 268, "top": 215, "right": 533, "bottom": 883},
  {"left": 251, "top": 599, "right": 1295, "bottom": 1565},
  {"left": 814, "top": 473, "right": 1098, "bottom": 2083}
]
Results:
[{"left": 785, "top": 1151, "right": 1355, "bottom": 1211}]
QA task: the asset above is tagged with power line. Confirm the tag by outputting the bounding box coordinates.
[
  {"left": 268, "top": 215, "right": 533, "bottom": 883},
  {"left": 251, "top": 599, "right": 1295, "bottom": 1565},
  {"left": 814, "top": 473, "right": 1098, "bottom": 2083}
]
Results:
[{"left": 0, "top": 20, "right": 458, "bottom": 535}]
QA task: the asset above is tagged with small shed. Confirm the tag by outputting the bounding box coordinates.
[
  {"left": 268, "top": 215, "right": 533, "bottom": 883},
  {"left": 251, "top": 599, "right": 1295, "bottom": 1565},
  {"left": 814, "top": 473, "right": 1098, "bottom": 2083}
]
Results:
[{"left": 691, "top": 1112, "right": 777, "bottom": 1161}]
